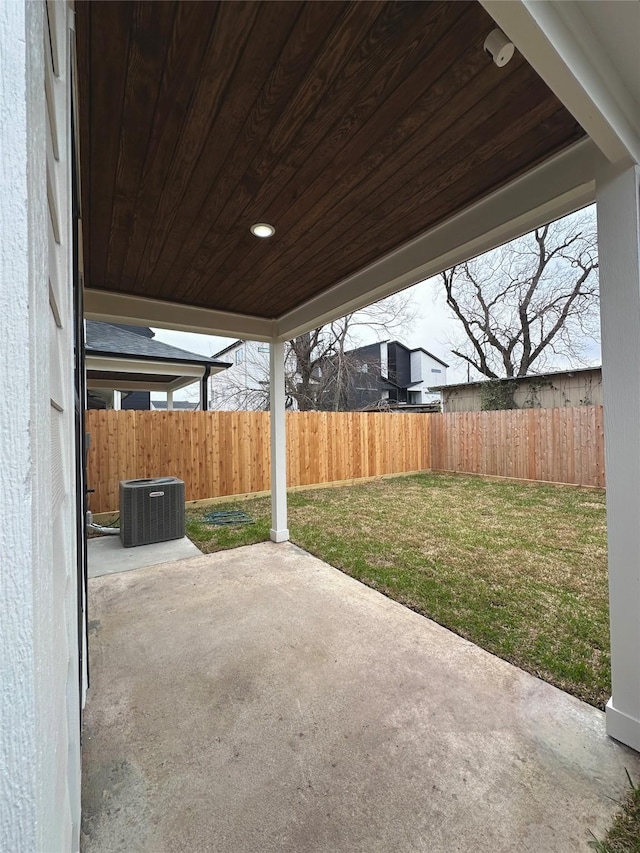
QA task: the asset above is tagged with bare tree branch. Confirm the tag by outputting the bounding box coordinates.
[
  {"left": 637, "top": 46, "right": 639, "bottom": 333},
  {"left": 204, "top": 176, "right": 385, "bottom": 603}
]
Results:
[
  {"left": 210, "top": 292, "right": 419, "bottom": 411},
  {"left": 440, "top": 208, "right": 599, "bottom": 382}
]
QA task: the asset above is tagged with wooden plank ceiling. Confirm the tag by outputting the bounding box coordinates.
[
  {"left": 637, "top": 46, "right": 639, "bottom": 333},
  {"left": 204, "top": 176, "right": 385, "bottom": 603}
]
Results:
[{"left": 76, "top": 1, "right": 585, "bottom": 321}]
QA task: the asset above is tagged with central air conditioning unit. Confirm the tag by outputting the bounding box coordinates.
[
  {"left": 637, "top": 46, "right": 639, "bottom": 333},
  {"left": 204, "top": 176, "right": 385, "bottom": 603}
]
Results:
[{"left": 119, "top": 477, "right": 185, "bottom": 548}]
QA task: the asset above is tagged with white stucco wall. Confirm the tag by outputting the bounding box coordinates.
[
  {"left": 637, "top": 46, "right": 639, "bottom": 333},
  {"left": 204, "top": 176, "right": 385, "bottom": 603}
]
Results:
[
  {"left": 0, "top": 4, "right": 39, "bottom": 848},
  {"left": 0, "top": 2, "right": 80, "bottom": 850}
]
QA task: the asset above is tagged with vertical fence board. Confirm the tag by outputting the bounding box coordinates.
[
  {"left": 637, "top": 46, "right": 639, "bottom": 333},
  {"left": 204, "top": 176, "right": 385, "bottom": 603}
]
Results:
[
  {"left": 429, "top": 406, "right": 604, "bottom": 487},
  {"left": 85, "top": 407, "right": 605, "bottom": 512}
]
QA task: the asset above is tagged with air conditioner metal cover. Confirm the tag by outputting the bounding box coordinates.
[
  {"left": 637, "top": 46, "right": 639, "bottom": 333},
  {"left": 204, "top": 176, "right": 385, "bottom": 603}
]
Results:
[{"left": 119, "top": 477, "right": 185, "bottom": 548}]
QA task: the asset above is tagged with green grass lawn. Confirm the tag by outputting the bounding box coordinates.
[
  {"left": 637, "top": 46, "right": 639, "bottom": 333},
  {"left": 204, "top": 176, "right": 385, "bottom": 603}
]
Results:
[
  {"left": 187, "top": 471, "right": 610, "bottom": 708},
  {"left": 589, "top": 772, "right": 640, "bottom": 853}
]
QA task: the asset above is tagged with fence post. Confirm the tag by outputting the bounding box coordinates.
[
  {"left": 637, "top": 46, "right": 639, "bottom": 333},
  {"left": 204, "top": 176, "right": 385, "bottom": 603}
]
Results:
[{"left": 269, "top": 341, "right": 289, "bottom": 543}]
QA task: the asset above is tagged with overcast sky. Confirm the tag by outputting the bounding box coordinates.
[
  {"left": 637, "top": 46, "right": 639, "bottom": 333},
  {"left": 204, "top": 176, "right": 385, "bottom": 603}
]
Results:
[{"left": 152, "top": 206, "right": 601, "bottom": 397}]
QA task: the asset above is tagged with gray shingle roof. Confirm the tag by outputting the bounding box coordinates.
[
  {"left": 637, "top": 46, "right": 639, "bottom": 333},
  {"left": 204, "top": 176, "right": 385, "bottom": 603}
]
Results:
[{"left": 86, "top": 321, "right": 217, "bottom": 364}]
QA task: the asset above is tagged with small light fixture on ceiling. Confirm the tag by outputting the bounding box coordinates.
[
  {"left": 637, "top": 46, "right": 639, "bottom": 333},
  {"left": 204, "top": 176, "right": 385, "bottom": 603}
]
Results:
[
  {"left": 250, "top": 222, "right": 275, "bottom": 238},
  {"left": 484, "top": 28, "right": 515, "bottom": 67}
]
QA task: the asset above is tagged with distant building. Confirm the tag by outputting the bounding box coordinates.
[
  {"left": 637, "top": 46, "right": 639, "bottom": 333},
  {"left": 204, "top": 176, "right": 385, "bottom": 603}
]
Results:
[
  {"left": 209, "top": 340, "right": 271, "bottom": 410},
  {"left": 209, "top": 339, "right": 449, "bottom": 411},
  {"left": 85, "top": 321, "right": 230, "bottom": 410},
  {"left": 342, "top": 341, "right": 448, "bottom": 410},
  {"left": 430, "top": 366, "right": 602, "bottom": 412}
]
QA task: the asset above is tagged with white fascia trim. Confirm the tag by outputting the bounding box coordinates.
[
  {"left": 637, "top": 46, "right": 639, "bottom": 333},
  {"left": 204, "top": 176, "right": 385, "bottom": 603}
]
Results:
[
  {"left": 481, "top": 0, "right": 640, "bottom": 166},
  {"left": 275, "top": 138, "right": 601, "bottom": 341},
  {"left": 84, "top": 289, "right": 276, "bottom": 342},
  {"left": 86, "top": 354, "right": 206, "bottom": 378}
]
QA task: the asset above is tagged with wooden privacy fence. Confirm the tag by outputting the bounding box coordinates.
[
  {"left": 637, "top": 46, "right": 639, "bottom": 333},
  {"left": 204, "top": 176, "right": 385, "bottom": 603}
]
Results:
[
  {"left": 430, "top": 406, "right": 604, "bottom": 488},
  {"left": 86, "top": 410, "right": 431, "bottom": 513},
  {"left": 85, "top": 406, "right": 605, "bottom": 513}
]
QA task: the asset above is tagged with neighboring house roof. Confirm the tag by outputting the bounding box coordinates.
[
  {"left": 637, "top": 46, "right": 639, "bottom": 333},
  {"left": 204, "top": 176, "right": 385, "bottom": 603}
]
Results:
[
  {"left": 409, "top": 347, "right": 449, "bottom": 368},
  {"left": 85, "top": 321, "right": 230, "bottom": 394},
  {"left": 429, "top": 365, "right": 601, "bottom": 392},
  {"left": 211, "top": 339, "right": 244, "bottom": 360},
  {"left": 108, "top": 323, "right": 154, "bottom": 339},
  {"left": 86, "top": 321, "right": 223, "bottom": 365},
  {"left": 346, "top": 340, "right": 449, "bottom": 369}
]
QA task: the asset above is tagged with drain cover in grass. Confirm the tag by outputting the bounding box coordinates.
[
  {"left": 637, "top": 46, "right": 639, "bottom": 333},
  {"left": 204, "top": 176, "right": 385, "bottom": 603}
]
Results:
[{"left": 202, "top": 510, "right": 254, "bottom": 526}]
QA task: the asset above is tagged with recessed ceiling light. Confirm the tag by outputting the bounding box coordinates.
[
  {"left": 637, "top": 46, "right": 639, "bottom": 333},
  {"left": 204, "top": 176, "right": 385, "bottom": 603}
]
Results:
[{"left": 250, "top": 222, "right": 275, "bottom": 238}]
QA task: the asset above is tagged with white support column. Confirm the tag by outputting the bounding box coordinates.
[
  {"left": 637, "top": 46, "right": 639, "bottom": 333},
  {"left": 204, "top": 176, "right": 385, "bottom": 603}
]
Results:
[
  {"left": 166, "top": 390, "right": 174, "bottom": 411},
  {"left": 113, "top": 390, "right": 122, "bottom": 410},
  {"left": 269, "top": 340, "right": 289, "bottom": 543},
  {"left": 597, "top": 163, "right": 640, "bottom": 753}
]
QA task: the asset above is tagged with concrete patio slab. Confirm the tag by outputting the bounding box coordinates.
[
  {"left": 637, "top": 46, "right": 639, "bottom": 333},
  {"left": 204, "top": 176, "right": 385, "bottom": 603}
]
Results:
[
  {"left": 82, "top": 542, "right": 640, "bottom": 853},
  {"left": 87, "top": 534, "right": 201, "bottom": 578}
]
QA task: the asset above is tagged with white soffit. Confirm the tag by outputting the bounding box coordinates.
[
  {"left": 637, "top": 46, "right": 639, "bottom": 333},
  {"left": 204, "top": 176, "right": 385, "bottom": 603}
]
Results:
[{"left": 84, "top": 289, "right": 276, "bottom": 342}]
